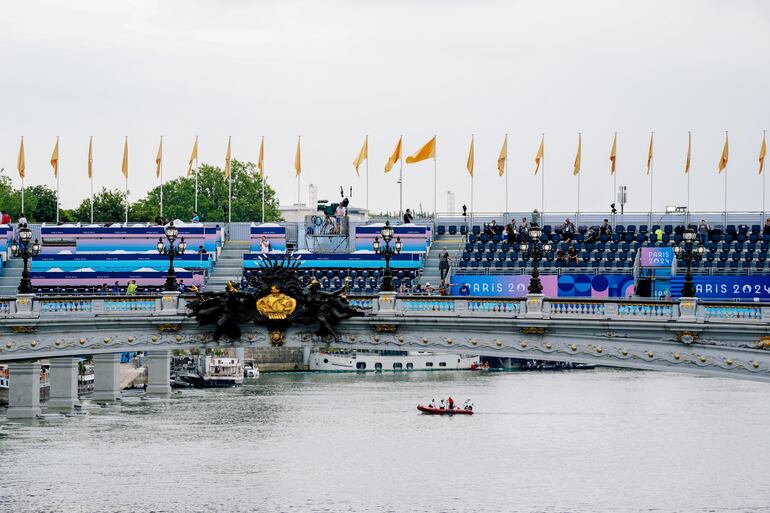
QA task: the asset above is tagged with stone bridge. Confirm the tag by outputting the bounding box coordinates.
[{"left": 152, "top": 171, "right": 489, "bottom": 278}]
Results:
[{"left": 2, "top": 291, "right": 770, "bottom": 417}]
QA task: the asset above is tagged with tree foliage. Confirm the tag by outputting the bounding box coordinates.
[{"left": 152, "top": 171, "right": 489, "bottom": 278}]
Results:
[{"left": 0, "top": 160, "right": 282, "bottom": 224}]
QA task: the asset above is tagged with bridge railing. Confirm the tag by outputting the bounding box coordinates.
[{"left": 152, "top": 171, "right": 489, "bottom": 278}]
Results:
[{"left": 1, "top": 293, "right": 770, "bottom": 325}]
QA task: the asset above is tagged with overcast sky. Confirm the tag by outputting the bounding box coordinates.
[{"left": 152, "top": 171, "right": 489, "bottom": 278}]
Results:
[{"left": 1, "top": 0, "right": 768, "bottom": 216}]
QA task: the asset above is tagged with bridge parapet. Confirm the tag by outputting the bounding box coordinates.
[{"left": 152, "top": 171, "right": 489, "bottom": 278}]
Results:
[{"left": 0, "top": 293, "right": 768, "bottom": 325}]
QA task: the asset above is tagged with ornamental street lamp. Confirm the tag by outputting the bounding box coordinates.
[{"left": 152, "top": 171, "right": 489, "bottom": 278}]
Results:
[
  {"left": 11, "top": 226, "right": 41, "bottom": 295},
  {"left": 673, "top": 228, "right": 704, "bottom": 298},
  {"left": 519, "top": 224, "right": 552, "bottom": 295},
  {"left": 157, "top": 223, "right": 187, "bottom": 292},
  {"left": 373, "top": 220, "right": 402, "bottom": 292}
]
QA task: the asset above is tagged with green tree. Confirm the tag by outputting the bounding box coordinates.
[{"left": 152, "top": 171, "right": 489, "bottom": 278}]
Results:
[
  {"left": 72, "top": 188, "right": 127, "bottom": 223},
  {"left": 130, "top": 160, "right": 281, "bottom": 222}
]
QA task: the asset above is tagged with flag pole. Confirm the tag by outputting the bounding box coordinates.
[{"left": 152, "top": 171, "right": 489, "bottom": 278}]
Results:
[
  {"left": 125, "top": 174, "right": 128, "bottom": 224},
  {"left": 504, "top": 133, "right": 509, "bottom": 216},
  {"left": 541, "top": 133, "right": 545, "bottom": 218},
  {"left": 160, "top": 136, "right": 164, "bottom": 220},
  {"left": 90, "top": 140, "right": 94, "bottom": 224},
  {"left": 470, "top": 134, "right": 474, "bottom": 229},
  {"left": 399, "top": 135, "right": 404, "bottom": 219},
  {"left": 724, "top": 130, "right": 728, "bottom": 221},
  {"left": 56, "top": 136, "right": 60, "bottom": 224},
  {"left": 760, "top": 130, "right": 767, "bottom": 220},
  {"left": 365, "top": 134, "right": 369, "bottom": 215},
  {"left": 261, "top": 136, "right": 265, "bottom": 224},
  {"left": 297, "top": 135, "right": 301, "bottom": 225},
  {"left": 576, "top": 132, "right": 581, "bottom": 226},
  {"left": 649, "top": 132, "right": 654, "bottom": 221},
  {"left": 612, "top": 132, "right": 617, "bottom": 228},
  {"left": 194, "top": 136, "right": 199, "bottom": 214},
  {"left": 433, "top": 134, "right": 437, "bottom": 220}
]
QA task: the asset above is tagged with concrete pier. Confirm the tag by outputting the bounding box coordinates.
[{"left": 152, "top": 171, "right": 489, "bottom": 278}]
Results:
[
  {"left": 7, "top": 361, "right": 41, "bottom": 418},
  {"left": 48, "top": 357, "right": 80, "bottom": 410},
  {"left": 145, "top": 350, "right": 171, "bottom": 397},
  {"left": 92, "top": 353, "right": 121, "bottom": 401}
]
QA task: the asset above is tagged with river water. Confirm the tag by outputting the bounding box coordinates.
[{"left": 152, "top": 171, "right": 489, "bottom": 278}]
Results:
[{"left": 2, "top": 369, "right": 770, "bottom": 513}]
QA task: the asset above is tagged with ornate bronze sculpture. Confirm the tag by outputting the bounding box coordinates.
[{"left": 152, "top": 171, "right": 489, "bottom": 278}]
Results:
[{"left": 186, "top": 256, "right": 363, "bottom": 344}]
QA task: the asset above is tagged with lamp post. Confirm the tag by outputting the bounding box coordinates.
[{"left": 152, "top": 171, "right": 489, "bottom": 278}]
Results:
[
  {"left": 157, "top": 223, "right": 187, "bottom": 292},
  {"left": 519, "top": 224, "right": 552, "bottom": 295},
  {"left": 674, "top": 228, "right": 704, "bottom": 298},
  {"left": 10, "top": 226, "right": 41, "bottom": 295},
  {"left": 373, "top": 220, "right": 402, "bottom": 292}
]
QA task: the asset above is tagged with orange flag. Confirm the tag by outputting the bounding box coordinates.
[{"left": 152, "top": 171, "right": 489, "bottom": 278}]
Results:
[
  {"left": 258, "top": 136, "right": 265, "bottom": 177},
  {"left": 610, "top": 133, "right": 617, "bottom": 174},
  {"left": 294, "top": 136, "right": 301, "bottom": 176},
  {"left": 121, "top": 137, "right": 128, "bottom": 179},
  {"left": 466, "top": 136, "right": 474, "bottom": 177},
  {"left": 534, "top": 135, "right": 544, "bottom": 174},
  {"left": 51, "top": 137, "right": 60, "bottom": 177},
  {"left": 406, "top": 136, "right": 436, "bottom": 164},
  {"left": 87, "top": 136, "right": 93, "bottom": 178},
  {"left": 187, "top": 136, "right": 198, "bottom": 176},
  {"left": 353, "top": 135, "right": 368, "bottom": 176},
  {"left": 685, "top": 131, "right": 692, "bottom": 174},
  {"left": 155, "top": 136, "right": 163, "bottom": 178},
  {"left": 573, "top": 133, "right": 581, "bottom": 176},
  {"left": 497, "top": 134, "right": 507, "bottom": 176},
  {"left": 385, "top": 136, "right": 402, "bottom": 173},
  {"left": 225, "top": 136, "right": 232, "bottom": 178},
  {"left": 647, "top": 133, "right": 653, "bottom": 175},
  {"left": 17, "top": 137, "right": 25, "bottom": 179},
  {"left": 718, "top": 131, "right": 729, "bottom": 173},
  {"left": 759, "top": 131, "right": 767, "bottom": 175}
]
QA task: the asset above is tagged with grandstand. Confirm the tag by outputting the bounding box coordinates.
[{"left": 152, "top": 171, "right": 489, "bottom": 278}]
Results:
[{"left": 2, "top": 212, "right": 770, "bottom": 301}]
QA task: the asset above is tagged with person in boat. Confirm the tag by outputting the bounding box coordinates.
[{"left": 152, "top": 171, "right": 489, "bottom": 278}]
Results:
[
  {"left": 429, "top": 398, "right": 436, "bottom": 408},
  {"left": 447, "top": 397, "right": 455, "bottom": 411},
  {"left": 439, "top": 399, "right": 445, "bottom": 410},
  {"left": 463, "top": 399, "right": 473, "bottom": 411}
]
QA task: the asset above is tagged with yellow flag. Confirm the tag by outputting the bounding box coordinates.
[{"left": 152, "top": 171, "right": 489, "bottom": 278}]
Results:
[
  {"left": 718, "top": 131, "right": 729, "bottom": 173},
  {"left": 759, "top": 132, "right": 767, "bottom": 175},
  {"left": 294, "top": 136, "right": 301, "bottom": 176},
  {"left": 497, "top": 134, "right": 507, "bottom": 176},
  {"left": 685, "top": 131, "right": 692, "bottom": 174},
  {"left": 353, "top": 135, "right": 368, "bottom": 176},
  {"left": 610, "top": 133, "right": 617, "bottom": 174},
  {"left": 405, "top": 136, "right": 436, "bottom": 164},
  {"left": 258, "top": 136, "right": 265, "bottom": 177},
  {"left": 385, "top": 136, "right": 402, "bottom": 173},
  {"left": 225, "top": 136, "right": 232, "bottom": 178},
  {"left": 87, "top": 136, "right": 93, "bottom": 179},
  {"left": 155, "top": 136, "right": 163, "bottom": 178},
  {"left": 17, "top": 137, "right": 25, "bottom": 179},
  {"left": 187, "top": 136, "right": 198, "bottom": 176},
  {"left": 466, "top": 136, "right": 474, "bottom": 177},
  {"left": 51, "top": 137, "right": 59, "bottom": 177},
  {"left": 534, "top": 135, "right": 544, "bottom": 175},
  {"left": 121, "top": 137, "right": 128, "bottom": 179},
  {"left": 573, "top": 133, "right": 581, "bottom": 176},
  {"left": 647, "top": 133, "right": 653, "bottom": 175}
]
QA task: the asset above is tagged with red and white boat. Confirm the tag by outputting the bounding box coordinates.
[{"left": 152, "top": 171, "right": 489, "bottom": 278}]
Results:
[{"left": 417, "top": 405, "right": 474, "bottom": 415}]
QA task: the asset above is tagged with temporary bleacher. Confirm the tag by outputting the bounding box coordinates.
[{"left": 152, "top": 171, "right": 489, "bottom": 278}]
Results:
[{"left": 30, "top": 223, "right": 223, "bottom": 294}]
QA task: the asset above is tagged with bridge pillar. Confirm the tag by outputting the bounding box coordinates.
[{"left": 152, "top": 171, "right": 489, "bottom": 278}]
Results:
[
  {"left": 234, "top": 347, "right": 245, "bottom": 366},
  {"left": 302, "top": 345, "right": 312, "bottom": 366},
  {"left": 91, "top": 353, "right": 121, "bottom": 401},
  {"left": 48, "top": 357, "right": 80, "bottom": 410},
  {"left": 161, "top": 291, "right": 180, "bottom": 314},
  {"left": 6, "top": 361, "right": 41, "bottom": 418},
  {"left": 145, "top": 351, "right": 172, "bottom": 397},
  {"left": 524, "top": 294, "right": 545, "bottom": 319},
  {"left": 678, "top": 297, "right": 698, "bottom": 322},
  {"left": 14, "top": 293, "right": 36, "bottom": 318}
]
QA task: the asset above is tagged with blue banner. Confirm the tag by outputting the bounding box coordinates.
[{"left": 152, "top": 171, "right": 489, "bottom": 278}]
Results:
[
  {"left": 451, "top": 274, "right": 635, "bottom": 298},
  {"left": 670, "top": 275, "right": 770, "bottom": 299}
]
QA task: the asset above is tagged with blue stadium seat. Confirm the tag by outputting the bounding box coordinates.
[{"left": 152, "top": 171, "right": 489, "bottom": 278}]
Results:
[
  {"left": 437, "top": 225, "right": 446, "bottom": 235},
  {"left": 460, "top": 225, "right": 468, "bottom": 235},
  {"left": 449, "top": 225, "right": 457, "bottom": 235}
]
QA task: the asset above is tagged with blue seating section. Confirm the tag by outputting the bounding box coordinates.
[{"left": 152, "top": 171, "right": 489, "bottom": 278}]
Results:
[{"left": 243, "top": 267, "right": 420, "bottom": 295}]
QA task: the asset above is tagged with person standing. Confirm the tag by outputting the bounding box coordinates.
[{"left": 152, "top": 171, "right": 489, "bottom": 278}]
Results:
[
  {"left": 531, "top": 209, "right": 541, "bottom": 227},
  {"left": 403, "top": 208, "right": 414, "bottom": 224},
  {"left": 438, "top": 247, "right": 451, "bottom": 285},
  {"left": 697, "top": 219, "right": 710, "bottom": 245},
  {"left": 126, "top": 280, "right": 138, "bottom": 295},
  {"left": 191, "top": 211, "right": 200, "bottom": 223}
]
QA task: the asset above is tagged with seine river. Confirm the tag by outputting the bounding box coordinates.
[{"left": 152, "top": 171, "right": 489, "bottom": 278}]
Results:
[{"left": 2, "top": 369, "right": 770, "bottom": 513}]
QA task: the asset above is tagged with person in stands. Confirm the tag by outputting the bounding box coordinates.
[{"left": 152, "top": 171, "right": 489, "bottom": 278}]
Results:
[
  {"left": 198, "top": 245, "right": 207, "bottom": 254},
  {"left": 439, "top": 247, "right": 451, "bottom": 285},
  {"left": 531, "top": 209, "right": 541, "bottom": 227},
  {"left": 403, "top": 208, "right": 414, "bottom": 224},
  {"left": 518, "top": 217, "right": 529, "bottom": 242},
  {"left": 191, "top": 211, "right": 200, "bottom": 223},
  {"left": 585, "top": 227, "right": 598, "bottom": 244},
  {"left": 561, "top": 218, "right": 576, "bottom": 241},
  {"left": 126, "top": 280, "right": 138, "bottom": 295},
  {"left": 600, "top": 219, "right": 612, "bottom": 237},
  {"left": 17, "top": 212, "right": 28, "bottom": 228},
  {"left": 398, "top": 282, "right": 409, "bottom": 294},
  {"left": 697, "top": 219, "right": 710, "bottom": 245},
  {"left": 0, "top": 211, "right": 9, "bottom": 225},
  {"left": 567, "top": 246, "right": 579, "bottom": 265},
  {"left": 177, "top": 280, "right": 187, "bottom": 293},
  {"left": 100, "top": 283, "right": 109, "bottom": 295},
  {"left": 423, "top": 283, "right": 433, "bottom": 296},
  {"left": 555, "top": 248, "right": 567, "bottom": 264},
  {"left": 458, "top": 283, "right": 471, "bottom": 296},
  {"left": 654, "top": 226, "right": 664, "bottom": 242},
  {"left": 764, "top": 218, "right": 770, "bottom": 236}
]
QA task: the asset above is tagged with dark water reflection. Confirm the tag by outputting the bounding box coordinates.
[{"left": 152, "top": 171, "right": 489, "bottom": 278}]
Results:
[{"left": 2, "top": 369, "right": 770, "bottom": 512}]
